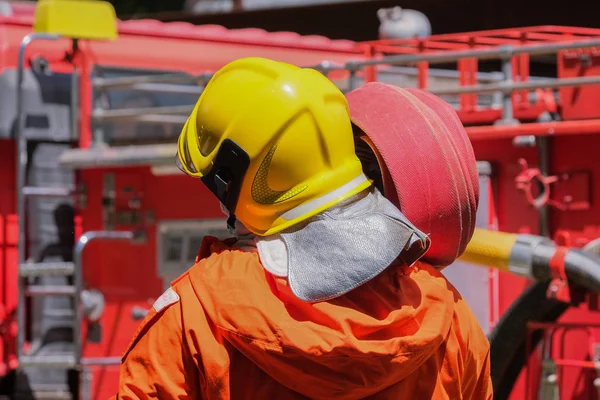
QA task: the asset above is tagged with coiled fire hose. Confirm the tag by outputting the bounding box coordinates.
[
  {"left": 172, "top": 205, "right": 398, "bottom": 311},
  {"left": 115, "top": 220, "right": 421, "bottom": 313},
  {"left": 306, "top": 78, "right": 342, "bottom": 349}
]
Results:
[{"left": 457, "top": 228, "right": 600, "bottom": 399}]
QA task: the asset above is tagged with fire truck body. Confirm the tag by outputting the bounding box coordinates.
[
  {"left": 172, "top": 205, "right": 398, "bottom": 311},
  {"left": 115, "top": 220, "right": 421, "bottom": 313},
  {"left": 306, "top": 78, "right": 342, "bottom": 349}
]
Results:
[{"left": 1, "top": 1, "right": 600, "bottom": 398}]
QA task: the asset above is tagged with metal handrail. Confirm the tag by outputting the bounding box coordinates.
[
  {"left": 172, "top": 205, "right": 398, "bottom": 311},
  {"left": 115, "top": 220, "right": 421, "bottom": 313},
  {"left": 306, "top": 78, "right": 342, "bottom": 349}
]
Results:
[
  {"left": 98, "top": 82, "right": 204, "bottom": 95},
  {"left": 92, "top": 105, "right": 194, "bottom": 121},
  {"left": 381, "top": 65, "right": 505, "bottom": 82},
  {"left": 93, "top": 72, "right": 213, "bottom": 89},
  {"left": 349, "top": 38, "right": 600, "bottom": 68},
  {"left": 73, "top": 231, "right": 135, "bottom": 365},
  {"left": 87, "top": 37, "right": 600, "bottom": 107},
  {"left": 90, "top": 64, "right": 507, "bottom": 98},
  {"left": 73, "top": 231, "right": 139, "bottom": 400},
  {"left": 429, "top": 75, "right": 600, "bottom": 96}
]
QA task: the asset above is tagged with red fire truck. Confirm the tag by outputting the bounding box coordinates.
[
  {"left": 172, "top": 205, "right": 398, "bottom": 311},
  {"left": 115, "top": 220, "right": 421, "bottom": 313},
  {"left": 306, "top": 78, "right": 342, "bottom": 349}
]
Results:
[{"left": 1, "top": 0, "right": 600, "bottom": 399}]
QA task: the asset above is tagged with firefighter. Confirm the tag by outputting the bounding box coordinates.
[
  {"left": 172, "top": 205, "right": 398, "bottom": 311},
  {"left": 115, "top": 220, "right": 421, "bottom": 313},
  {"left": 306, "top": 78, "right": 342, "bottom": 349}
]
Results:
[{"left": 113, "top": 57, "right": 492, "bottom": 399}]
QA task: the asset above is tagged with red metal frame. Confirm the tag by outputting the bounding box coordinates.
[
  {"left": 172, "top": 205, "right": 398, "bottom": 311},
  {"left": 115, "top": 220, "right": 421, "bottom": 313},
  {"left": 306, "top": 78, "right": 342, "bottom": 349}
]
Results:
[
  {"left": 0, "top": 141, "right": 18, "bottom": 376},
  {"left": 361, "top": 26, "right": 600, "bottom": 54},
  {"left": 525, "top": 322, "right": 600, "bottom": 400},
  {"left": 485, "top": 170, "right": 502, "bottom": 331},
  {"left": 74, "top": 46, "right": 94, "bottom": 149},
  {"left": 360, "top": 26, "right": 600, "bottom": 133},
  {"left": 465, "top": 118, "right": 600, "bottom": 140}
]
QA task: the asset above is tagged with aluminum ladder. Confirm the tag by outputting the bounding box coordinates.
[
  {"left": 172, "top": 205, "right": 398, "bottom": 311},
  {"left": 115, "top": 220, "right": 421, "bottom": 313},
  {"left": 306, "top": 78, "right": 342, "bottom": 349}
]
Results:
[{"left": 13, "top": 33, "right": 83, "bottom": 400}]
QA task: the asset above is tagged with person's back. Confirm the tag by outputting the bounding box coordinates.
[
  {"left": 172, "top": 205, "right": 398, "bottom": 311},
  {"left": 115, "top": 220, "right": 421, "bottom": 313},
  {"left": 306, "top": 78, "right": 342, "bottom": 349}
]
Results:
[
  {"left": 113, "top": 58, "right": 492, "bottom": 400},
  {"left": 117, "top": 243, "right": 490, "bottom": 399}
]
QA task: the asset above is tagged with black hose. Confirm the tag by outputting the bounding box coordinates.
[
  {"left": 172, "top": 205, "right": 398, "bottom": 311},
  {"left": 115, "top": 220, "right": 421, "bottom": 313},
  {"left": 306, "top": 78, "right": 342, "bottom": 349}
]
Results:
[
  {"left": 564, "top": 250, "right": 600, "bottom": 293},
  {"left": 489, "top": 247, "right": 600, "bottom": 399},
  {"left": 488, "top": 282, "right": 568, "bottom": 400},
  {"left": 529, "top": 245, "right": 600, "bottom": 293}
]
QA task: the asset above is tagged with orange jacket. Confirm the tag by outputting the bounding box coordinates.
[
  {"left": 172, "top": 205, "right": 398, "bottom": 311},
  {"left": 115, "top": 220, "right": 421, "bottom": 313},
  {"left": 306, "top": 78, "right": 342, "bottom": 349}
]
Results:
[{"left": 112, "top": 238, "right": 492, "bottom": 399}]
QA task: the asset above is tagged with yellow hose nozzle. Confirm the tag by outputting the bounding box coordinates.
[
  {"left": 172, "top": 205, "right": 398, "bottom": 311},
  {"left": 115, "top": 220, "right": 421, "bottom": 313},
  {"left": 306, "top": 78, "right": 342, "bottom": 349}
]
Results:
[{"left": 458, "top": 228, "right": 519, "bottom": 272}]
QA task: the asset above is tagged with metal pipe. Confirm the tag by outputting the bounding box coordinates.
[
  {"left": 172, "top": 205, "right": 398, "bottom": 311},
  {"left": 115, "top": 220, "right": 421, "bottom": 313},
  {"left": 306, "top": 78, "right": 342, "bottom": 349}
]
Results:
[
  {"left": 429, "top": 75, "right": 600, "bottom": 96},
  {"left": 92, "top": 105, "right": 194, "bottom": 121},
  {"left": 350, "top": 38, "right": 600, "bottom": 68},
  {"left": 22, "top": 186, "right": 74, "bottom": 197},
  {"left": 92, "top": 72, "right": 212, "bottom": 90},
  {"left": 71, "top": 40, "right": 80, "bottom": 141},
  {"left": 80, "top": 356, "right": 121, "bottom": 366},
  {"left": 94, "top": 61, "right": 502, "bottom": 87},
  {"left": 102, "top": 114, "right": 188, "bottom": 125},
  {"left": 73, "top": 231, "right": 134, "bottom": 366},
  {"left": 382, "top": 65, "right": 506, "bottom": 82},
  {"left": 91, "top": 67, "right": 112, "bottom": 147},
  {"left": 348, "top": 69, "right": 358, "bottom": 91},
  {"left": 498, "top": 56, "right": 517, "bottom": 125},
  {"left": 465, "top": 118, "right": 600, "bottom": 140},
  {"left": 95, "top": 82, "right": 204, "bottom": 96},
  {"left": 305, "top": 60, "right": 349, "bottom": 72},
  {"left": 58, "top": 143, "right": 178, "bottom": 169},
  {"left": 81, "top": 367, "right": 92, "bottom": 400},
  {"left": 15, "top": 32, "right": 61, "bottom": 364}
]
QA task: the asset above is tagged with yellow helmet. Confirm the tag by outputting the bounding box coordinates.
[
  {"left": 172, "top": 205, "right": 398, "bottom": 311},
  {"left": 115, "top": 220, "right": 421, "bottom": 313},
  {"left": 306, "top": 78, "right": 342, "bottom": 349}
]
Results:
[{"left": 176, "top": 57, "right": 371, "bottom": 236}]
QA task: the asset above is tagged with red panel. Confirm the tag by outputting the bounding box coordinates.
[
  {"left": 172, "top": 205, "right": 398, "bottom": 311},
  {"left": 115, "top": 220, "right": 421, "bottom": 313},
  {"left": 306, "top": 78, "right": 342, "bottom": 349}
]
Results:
[
  {"left": 550, "top": 134, "right": 600, "bottom": 238},
  {"left": 79, "top": 167, "right": 224, "bottom": 395},
  {"left": 559, "top": 49, "right": 600, "bottom": 120},
  {"left": 0, "top": 8, "right": 358, "bottom": 53},
  {"left": 472, "top": 132, "right": 600, "bottom": 399},
  {"left": 472, "top": 139, "right": 540, "bottom": 400},
  {"left": 0, "top": 14, "right": 363, "bottom": 76},
  {"left": 0, "top": 140, "right": 16, "bottom": 377}
]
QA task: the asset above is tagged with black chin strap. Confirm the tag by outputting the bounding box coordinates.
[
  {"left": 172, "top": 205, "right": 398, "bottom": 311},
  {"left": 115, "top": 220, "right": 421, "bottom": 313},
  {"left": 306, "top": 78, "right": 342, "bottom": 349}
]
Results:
[
  {"left": 200, "top": 139, "right": 250, "bottom": 234},
  {"left": 226, "top": 214, "right": 237, "bottom": 234}
]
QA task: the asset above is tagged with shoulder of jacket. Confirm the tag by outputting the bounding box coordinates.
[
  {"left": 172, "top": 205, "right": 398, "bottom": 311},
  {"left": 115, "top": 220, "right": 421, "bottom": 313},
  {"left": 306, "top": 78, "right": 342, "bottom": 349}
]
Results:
[
  {"left": 152, "top": 286, "right": 181, "bottom": 313},
  {"left": 120, "top": 285, "right": 184, "bottom": 362}
]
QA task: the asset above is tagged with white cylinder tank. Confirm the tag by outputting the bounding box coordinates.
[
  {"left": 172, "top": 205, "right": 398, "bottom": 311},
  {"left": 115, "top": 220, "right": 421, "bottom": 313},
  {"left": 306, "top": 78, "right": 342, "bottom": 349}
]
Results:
[{"left": 378, "top": 6, "right": 432, "bottom": 40}]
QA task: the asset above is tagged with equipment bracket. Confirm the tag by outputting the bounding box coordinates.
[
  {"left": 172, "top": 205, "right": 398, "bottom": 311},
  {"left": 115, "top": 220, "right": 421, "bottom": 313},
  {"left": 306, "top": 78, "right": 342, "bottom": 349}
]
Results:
[{"left": 515, "top": 158, "right": 591, "bottom": 211}]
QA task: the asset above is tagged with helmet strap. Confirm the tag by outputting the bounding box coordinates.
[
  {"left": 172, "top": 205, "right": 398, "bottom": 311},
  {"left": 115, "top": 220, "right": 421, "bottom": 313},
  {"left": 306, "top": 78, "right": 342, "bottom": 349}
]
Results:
[
  {"left": 226, "top": 214, "right": 237, "bottom": 234},
  {"left": 201, "top": 138, "right": 250, "bottom": 217}
]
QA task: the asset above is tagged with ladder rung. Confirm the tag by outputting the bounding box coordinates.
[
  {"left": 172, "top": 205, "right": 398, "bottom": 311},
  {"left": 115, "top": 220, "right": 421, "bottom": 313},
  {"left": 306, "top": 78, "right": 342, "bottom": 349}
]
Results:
[
  {"left": 81, "top": 356, "right": 121, "bottom": 366},
  {"left": 19, "top": 354, "right": 76, "bottom": 368},
  {"left": 25, "top": 285, "right": 76, "bottom": 296},
  {"left": 19, "top": 262, "right": 75, "bottom": 277},
  {"left": 43, "top": 309, "right": 74, "bottom": 318},
  {"left": 25, "top": 390, "right": 71, "bottom": 400},
  {"left": 22, "top": 186, "right": 73, "bottom": 197}
]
